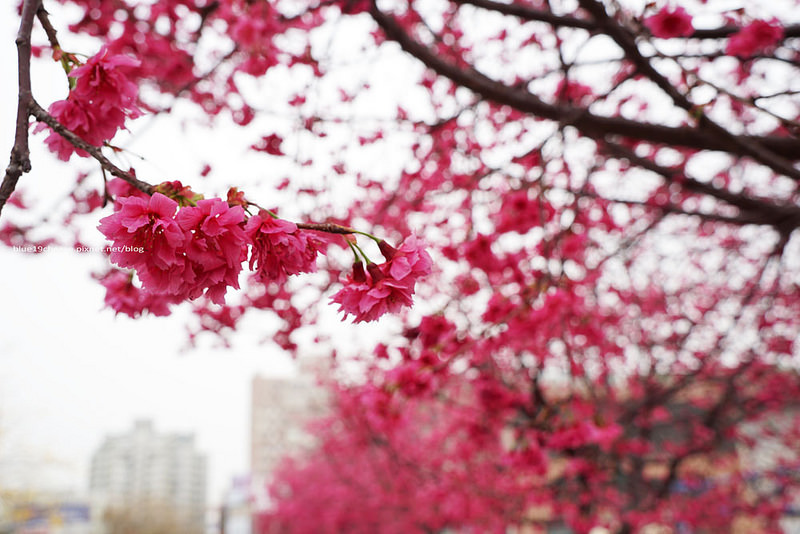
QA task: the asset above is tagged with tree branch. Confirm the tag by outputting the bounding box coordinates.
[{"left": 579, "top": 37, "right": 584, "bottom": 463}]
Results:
[
  {"left": 0, "top": 0, "right": 40, "bottom": 219},
  {"left": 370, "top": 7, "right": 800, "bottom": 163},
  {"left": 574, "top": 188, "right": 785, "bottom": 228},
  {"left": 452, "top": 0, "right": 594, "bottom": 31},
  {"left": 601, "top": 138, "right": 800, "bottom": 233},
  {"left": 28, "top": 100, "right": 154, "bottom": 195},
  {"left": 296, "top": 222, "right": 357, "bottom": 234},
  {"left": 36, "top": 4, "right": 60, "bottom": 50}
]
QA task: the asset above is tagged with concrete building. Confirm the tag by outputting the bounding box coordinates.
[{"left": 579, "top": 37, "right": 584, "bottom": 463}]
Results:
[
  {"left": 89, "top": 419, "right": 206, "bottom": 533},
  {"left": 250, "top": 359, "right": 329, "bottom": 508}
]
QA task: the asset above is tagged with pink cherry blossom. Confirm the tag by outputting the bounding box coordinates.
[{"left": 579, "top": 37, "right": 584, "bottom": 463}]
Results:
[
  {"left": 336, "top": 0, "right": 371, "bottom": 15},
  {"left": 36, "top": 47, "right": 142, "bottom": 161},
  {"left": 644, "top": 6, "right": 694, "bottom": 38},
  {"left": 99, "top": 194, "right": 250, "bottom": 304},
  {"left": 726, "top": 19, "right": 784, "bottom": 58},
  {"left": 96, "top": 269, "right": 174, "bottom": 317},
  {"left": 330, "top": 262, "right": 376, "bottom": 321},
  {"left": 97, "top": 192, "right": 187, "bottom": 295},
  {"left": 332, "top": 237, "right": 432, "bottom": 323},
  {"left": 244, "top": 212, "right": 321, "bottom": 284},
  {"left": 36, "top": 99, "right": 103, "bottom": 161},
  {"left": 107, "top": 177, "right": 149, "bottom": 210},
  {"left": 494, "top": 190, "right": 555, "bottom": 234},
  {"left": 176, "top": 198, "right": 247, "bottom": 304},
  {"left": 378, "top": 235, "right": 433, "bottom": 287},
  {"left": 331, "top": 261, "right": 411, "bottom": 323},
  {"left": 69, "top": 45, "right": 141, "bottom": 116},
  {"left": 332, "top": 237, "right": 431, "bottom": 322}
]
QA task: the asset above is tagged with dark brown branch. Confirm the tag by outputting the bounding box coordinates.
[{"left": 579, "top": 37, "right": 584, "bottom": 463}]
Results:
[
  {"left": 0, "top": 0, "right": 40, "bottom": 219},
  {"left": 36, "top": 4, "right": 60, "bottom": 50},
  {"left": 602, "top": 139, "right": 800, "bottom": 233},
  {"left": 577, "top": 0, "right": 695, "bottom": 110},
  {"left": 452, "top": 0, "right": 594, "bottom": 31},
  {"left": 28, "top": 100, "right": 154, "bottom": 195},
  {"left": 691, "top": 23, "right": 800, "bottom": 40},
  {"left": 370, "top": 7, "right": 800, "bottom": 163},
  {"left": 575, "top": 189, "right": 782, "bottom": 227}
]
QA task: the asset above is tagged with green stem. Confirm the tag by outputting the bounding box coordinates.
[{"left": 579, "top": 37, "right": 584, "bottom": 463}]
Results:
[
  {"left": 350, "top": 229, "right": 381, "bottom": 243},
  {"left": 347, "top": 240, "right": 363, "bottom": 262},
  {"left": 349, "top": 240, "right": 372, "bottom": 264}
]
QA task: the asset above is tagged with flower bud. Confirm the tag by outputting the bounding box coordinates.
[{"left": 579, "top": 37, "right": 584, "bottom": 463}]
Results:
[
  {"left": 352, "top": 261, "right": 367, "bottom": 283},
  {"left": 378, "top": 240, "right": 397, "bottom": 261},
  {"left": 367, "top": 263, "right": 384, "bottom": 282}
]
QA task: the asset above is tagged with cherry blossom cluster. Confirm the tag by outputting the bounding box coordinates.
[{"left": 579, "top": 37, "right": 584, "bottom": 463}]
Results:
[
  {"left": 331, "top": 236, "right": 433, "bottom": 322},
  {"left": 35, "top": 46, "right": 141, "bottom": 161},
  {"left": 96, "top": 269, "right": 176, "bottom": 318},
  {"left": 26, "top": 38, "right": 431, "bottom": 325},
  {"left": 97, "top": 179, "right": 431, "bottom": 321}
]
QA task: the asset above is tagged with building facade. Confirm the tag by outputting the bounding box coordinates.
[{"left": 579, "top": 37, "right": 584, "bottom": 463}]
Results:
[
  {"left": 250, "top": 360, "right": 329, "bottom": 509},
  {"left": 250, "top": 375, "right": 327, "bottom": 480},
  {"left": 89, "top": 419, "right": 206, "bottom": 533}
]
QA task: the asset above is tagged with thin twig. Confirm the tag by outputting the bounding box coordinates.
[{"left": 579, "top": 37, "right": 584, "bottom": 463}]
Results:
[
  {"left": 28, "top": 100, "right": 154, "bottom": 195},
  {"left": 296, "top": 222, "right": 356, "bottom": 234},
  {"left": 36, "top": 4, "right": 60, "bottom": 50},
  {"left": 601, "top": 138, "right": 800, "bottom": 233}
]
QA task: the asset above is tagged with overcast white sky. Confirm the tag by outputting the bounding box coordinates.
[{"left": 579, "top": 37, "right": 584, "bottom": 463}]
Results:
[{"left": 0, "top": 244, "right": 296, "bottom": 501}]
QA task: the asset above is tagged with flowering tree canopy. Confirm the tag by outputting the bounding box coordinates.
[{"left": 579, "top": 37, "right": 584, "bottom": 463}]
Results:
[{"left": 4, "top": 0, "right": 800, "bottom": 532}]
